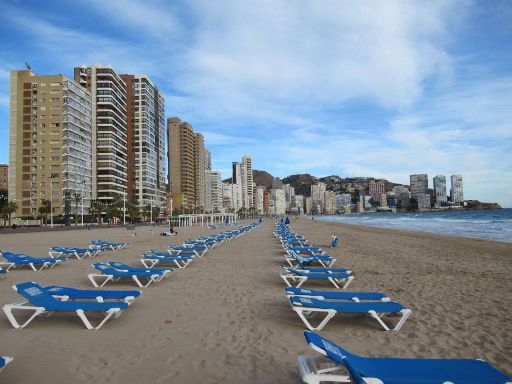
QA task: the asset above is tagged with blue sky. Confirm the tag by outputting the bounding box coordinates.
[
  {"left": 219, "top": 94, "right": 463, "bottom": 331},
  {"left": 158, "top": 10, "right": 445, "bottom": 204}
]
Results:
[{"left": 1, "top": 0, "right": 511, "bottom": 206}]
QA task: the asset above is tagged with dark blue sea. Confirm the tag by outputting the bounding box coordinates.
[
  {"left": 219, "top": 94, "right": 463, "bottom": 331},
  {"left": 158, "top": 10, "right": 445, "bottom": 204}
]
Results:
[{"left": 316, "top": 209, "right": 512, "bottom": 243}]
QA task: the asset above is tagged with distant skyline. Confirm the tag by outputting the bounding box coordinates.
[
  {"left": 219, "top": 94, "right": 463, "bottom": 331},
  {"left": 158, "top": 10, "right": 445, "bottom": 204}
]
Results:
[{"left": 0, "top": 1, "right": 511, "bottom": 206}]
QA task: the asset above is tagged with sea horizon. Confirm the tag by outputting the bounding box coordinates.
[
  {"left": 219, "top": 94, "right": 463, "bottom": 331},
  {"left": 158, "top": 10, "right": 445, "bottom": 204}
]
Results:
[{"left": 315, "top": 208, "right": 512, "bottom": 243}]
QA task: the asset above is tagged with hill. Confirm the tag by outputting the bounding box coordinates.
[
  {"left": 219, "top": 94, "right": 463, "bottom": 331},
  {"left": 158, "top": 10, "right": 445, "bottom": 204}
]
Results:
[
  {"left": 222, "top": 169, "right": 274, "bottom": 188},
  {"left": 282, "top": 173, "right": 319, "bottom": 196}
]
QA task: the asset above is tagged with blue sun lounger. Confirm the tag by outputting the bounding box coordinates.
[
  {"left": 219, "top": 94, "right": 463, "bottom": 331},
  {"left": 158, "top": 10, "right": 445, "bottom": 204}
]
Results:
[
  {"left": 0, "top": 356, "right": 13, "bottom": 373},
  {"left": 0, "top": 268, "right": 7, "bottom": 278},
  {"left": 299, "top": 331, "right": 512, "bottom": 384},
  {"left": 281, "top": 266, "right": 354, "bottom": 289},
  {"left": 290, "top": 265, "right": 351, "bottom": 274},
  {"left": 107, "top": 261, "right": 173, "bottom": 275},
  {"left": 44, "top": 285, "right": 141, "bottom": 303},
  {"left": 168, "top": 245, "right": 207, "bottom": 257},
  {"left": 88, "top": 263, "right": 171, "bottom": 288},
  {"left": 49, "top": 247, "right": 101, "bottom": 259},
  {"left": 0, "top": 251, "right": 65, "bottom": 271},
  {"left": 285, "top": 250, "right": 336, "bottom": 268},
  {"left": 290, "top": 296, "right": 411, "bottom": 331},
  {"left": 141, "top": 252, "right": 193, "bottom": 269},
  {"left": 285, "top": 287, "right": 390, "bottom": 302},
  {"left": 90, "top": 240, "right": 128, "bottom": 251},
  {"left": 3, "top": 281, "right": 130, "bottom": 329}
]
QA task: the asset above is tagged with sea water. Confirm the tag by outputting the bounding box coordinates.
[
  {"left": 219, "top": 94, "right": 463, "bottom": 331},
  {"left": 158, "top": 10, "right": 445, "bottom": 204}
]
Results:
[{"left": 316, "top": 209, "right": 512, "bottom": 243}]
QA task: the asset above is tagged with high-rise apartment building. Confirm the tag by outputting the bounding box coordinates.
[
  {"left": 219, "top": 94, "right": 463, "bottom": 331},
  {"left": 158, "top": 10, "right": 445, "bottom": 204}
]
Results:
[
  {"left": 283, "top": 183, "right": 295, "bottom": 212},
  {"left": 10, "top": 70, "right": 93, "bottom": 216},
  {"left": 0, "top": 164, "right": 8, "bottom": 190},
  {"left": 168, "top": 118, "right": 195, "bottom": 210},
  {"left": 167, "top": 117, "right": 210, "bottom": 211},
  {"left": 205, "top": 170, "right": 222, "bottom": 213},
  {"left": 194, "top": 133, "right": 208, "bottom": 210},
  {"left": 121, "top": 74, "right": 166, "bottom": 210},
  {"left": 255, "top": 185, "right": 266, "bottom": 214},
  {"left": 450, "top": 174, "right": 464, "bottom": 204},
  {"left": 409, "top": 174, "right": 428, "bottom": 199},
  {"left": 311, "top": 182, "right": 326, "bottom": 213},
  {"left": 74, "top": 65, "right": 128, "bottom": 202},
  {"left": 242, "top": 155, "right": 254, "bottom": 208},
  {"left": 433, "top": 175, "right": 447, "bottom": 207},
  {"left": 270, "top": 188, "right": 285, "bottom": 215},
  {"left": 231, "top": 162, "right": 243, "bottom": 211}
]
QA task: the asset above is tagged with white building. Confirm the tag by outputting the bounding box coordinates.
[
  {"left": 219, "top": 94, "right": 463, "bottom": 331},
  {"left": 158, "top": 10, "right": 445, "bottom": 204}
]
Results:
[
  {"left": 283, "top": 183, "right": 295, "bottom": 212},
  {"left": 417, "top": 193, "right": 431, "bottom": 210},
  {"left": 433, "top": 175, "right": 447, "bottom": 207},
  {"left": 450, "top": 174, "right": 464, "bottom": 204},
  {"left": 305, "top": 197, "right": 312, "bottom": 214},
  {"left": 291, "top": 194, "right": 304, "bottom": 214},
  {"left": 255, "top": 186, "right": 266, "bottom": 214},
  {"left": 270, "top": 188, "right": 285, "bottom": 215},
  {"left": 336, "top": 194, "right": 352, "bottom": 211},
  {"left": 222, "top": 182, "right": 234, "bottom": 211},
  {"left": 205, "top": 170, "right": 222, "bottom": 213},
  {"left": 311, "top": 182, "right": 326, "bottom": 214},
  {"left": 323, "top": 191, "right": 336, "bottom": 214}
]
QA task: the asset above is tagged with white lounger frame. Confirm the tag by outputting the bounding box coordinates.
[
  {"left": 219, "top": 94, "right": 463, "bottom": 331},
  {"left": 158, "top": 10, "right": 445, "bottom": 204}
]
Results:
[
  {"left": 0, "top": 260, "right": 62, "bottom": 271},
  {"left": 292, "top": 303, "right": 412, "bottom": 331},
  {"left": 0, "top": 356, "right": 13, "bottom": 373},
  {"left": 49, "top": 249, "right": 101, "bottom": 259},
  {"left": 2, "top": 300, "right": 125, "bottom": 330},
  {"left": 298, "top": 354, "right": 383, "bottom": 384},
  {"left": 88, "top": 272, "right": 169, "bottom": 288},
  {"left": 281, "top": 273, "right": 354, "bottom": 289},
  {"left": 140, "top": 257, "right": 191, "bottom": 269},
  {"left": 284, "top": 255, "right": 336, "bottom": 268}
]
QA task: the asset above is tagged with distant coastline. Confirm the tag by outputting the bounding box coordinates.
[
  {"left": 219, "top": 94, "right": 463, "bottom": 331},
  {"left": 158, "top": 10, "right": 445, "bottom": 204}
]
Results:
[{"left": 315, "top": 208, "right": 512, "bottom": 243}]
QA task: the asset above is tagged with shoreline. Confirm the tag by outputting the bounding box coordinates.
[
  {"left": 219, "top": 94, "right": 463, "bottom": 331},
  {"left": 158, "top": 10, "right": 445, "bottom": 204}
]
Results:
[{"left": 312, "top": 210, "right": 511, "bottom": 244}]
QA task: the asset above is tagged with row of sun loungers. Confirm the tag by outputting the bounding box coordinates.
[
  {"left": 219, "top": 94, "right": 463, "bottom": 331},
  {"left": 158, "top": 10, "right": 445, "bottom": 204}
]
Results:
[
  {"left": 1, "top": 222, "right": 261, "bottom": 338},
  {"left": 0, "top": 240, "right": 128, "bottom": 278},
  {"left": 274, "top": 220, "right": 511, "bottom": 384},
  {"left": 275, "top": 223, "right": 411, "bottom": 332}
]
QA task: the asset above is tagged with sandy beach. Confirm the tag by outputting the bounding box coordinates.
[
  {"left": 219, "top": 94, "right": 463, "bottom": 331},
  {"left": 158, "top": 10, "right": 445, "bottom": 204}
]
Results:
[{"left": 0, "top": 218, "right": 511, "bottom": 383}]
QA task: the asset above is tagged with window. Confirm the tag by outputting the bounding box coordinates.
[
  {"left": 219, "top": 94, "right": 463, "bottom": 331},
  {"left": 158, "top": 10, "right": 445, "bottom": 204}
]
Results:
[
  {"left": 50, "top": 82, "right": 61, "bottom": 86},
  {"left": 51, "top": 98, "right": 60, "bottom": 102},
  {"left": 50, "top": 106, "right": 60, "bottom": 110}
]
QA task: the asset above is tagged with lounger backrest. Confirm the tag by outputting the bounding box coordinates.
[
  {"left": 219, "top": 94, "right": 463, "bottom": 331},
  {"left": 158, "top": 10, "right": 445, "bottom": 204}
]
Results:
[
  {"left": 93, "top": 263, "right": 117, "bottom": 273},
  {"left": 15, "top": 281, "right": 57, "bottom": 307}
]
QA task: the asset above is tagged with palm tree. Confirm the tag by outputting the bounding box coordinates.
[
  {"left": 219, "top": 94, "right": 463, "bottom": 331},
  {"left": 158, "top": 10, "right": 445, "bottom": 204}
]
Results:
[
  {"left": 38, "top": 200, "right": 51, "bottom": 226},
  {"left": 105, "top": 196, "right": 122, "bottom": 224},
  {"left": 142, "top": 204, "right": 152, "bottom": 222},
  {"left": 73, "top": 192, "right": 81, "bottom": 226},
  {"left": 4, "top": 201, "right": 18, "bottom": 227},
  {"left": 89, "top": 199, "right": 103, "bottom": 224},
  {"left": 127, "top": 198, "right": 140, "bottom": 224}
]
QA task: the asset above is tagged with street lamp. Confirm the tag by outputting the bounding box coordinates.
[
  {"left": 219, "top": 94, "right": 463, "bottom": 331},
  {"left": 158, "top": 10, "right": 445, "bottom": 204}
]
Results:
[
  {"left": 81, "top": 180, "right": 85, "bottom": 226},
  {"left": 150, "top": 199, "right": 153, "bottom": 224},
  {"left": 49, "top": 175, "right": 54, "bottom": 229},
  {"left": 123, "top": 191, "right": 126, "bottom": 225}
]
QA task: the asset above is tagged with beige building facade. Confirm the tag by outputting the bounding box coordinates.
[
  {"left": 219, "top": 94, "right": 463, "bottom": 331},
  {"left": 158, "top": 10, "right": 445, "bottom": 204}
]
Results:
[{"left": 9, "top": 70, "right": 93, "bottom": 216}]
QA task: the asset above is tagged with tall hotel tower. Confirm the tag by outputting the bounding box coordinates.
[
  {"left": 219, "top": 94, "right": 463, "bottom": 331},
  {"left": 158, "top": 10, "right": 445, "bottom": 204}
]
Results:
[
  {"left": 168, "top": 117, "right": 209, "bottom": 211},
  {"left": 433, "top": 175, "right": 447, "bottom": 207},
  {"left": 74, "top": 65, "right": 127, "bottom": 202},
  {"left": 9, "top": 69, "right": 93, "bottom": 216},
  {"left": 450, "top": 174, "right": 464, "bottom": 204},
  {"left": 121, "top": 74, "right": 166, "bottom": 210}
]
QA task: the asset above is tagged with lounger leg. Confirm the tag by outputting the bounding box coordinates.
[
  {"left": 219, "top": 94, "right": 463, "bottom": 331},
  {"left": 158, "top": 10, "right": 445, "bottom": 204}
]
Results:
[
  {"left": 293, "top": 307, "right": 337, "bottom": 331},
  {"left": 132, "top": 275, "right": 158, "bottom": 288},
  {"left": 3, "top": 303, "right": 46, "bottom": 329},
  {"left": 394, "top": 309, "right": 412, "bottom": 331},
  {"left": 88, "top": 274, "right": 113, "bottom": 287},
  {"left": 0, "top": 262, "right": 15, "bottom": 271},
  {"left": 76, "top": 308, "right": 123, "bottom": 330},
  {"left": 140, "top": 259, "right": 158, "bottom": 268}
]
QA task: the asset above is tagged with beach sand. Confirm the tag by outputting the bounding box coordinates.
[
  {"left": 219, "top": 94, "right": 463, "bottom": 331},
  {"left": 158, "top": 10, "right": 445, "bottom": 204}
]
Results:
[{"left": 0, "top": 218, "right": 511, "bottom": 383}]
